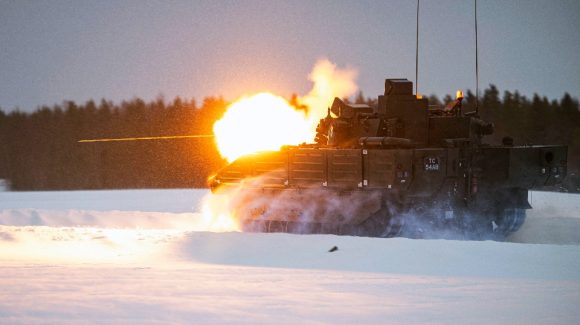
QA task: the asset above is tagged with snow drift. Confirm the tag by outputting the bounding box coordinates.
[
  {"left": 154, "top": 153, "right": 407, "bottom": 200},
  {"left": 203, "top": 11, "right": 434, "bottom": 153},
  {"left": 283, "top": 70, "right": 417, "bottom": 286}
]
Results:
[{"left": 0, "top": 189, "right": 579, "bottom": 324}]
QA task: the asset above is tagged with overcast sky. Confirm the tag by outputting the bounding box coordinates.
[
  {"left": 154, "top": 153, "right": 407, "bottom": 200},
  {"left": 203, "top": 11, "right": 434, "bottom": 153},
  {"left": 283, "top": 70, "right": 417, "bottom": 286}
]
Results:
[{"left": 1, "top": 0, "right": 579, "bottom": 112}]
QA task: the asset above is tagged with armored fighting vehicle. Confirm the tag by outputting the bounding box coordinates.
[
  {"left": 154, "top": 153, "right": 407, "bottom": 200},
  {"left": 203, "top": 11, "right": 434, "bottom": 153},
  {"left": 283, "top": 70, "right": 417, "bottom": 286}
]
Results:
[{"left": 209, "top": 79, "right": 567, "bottom": 239}]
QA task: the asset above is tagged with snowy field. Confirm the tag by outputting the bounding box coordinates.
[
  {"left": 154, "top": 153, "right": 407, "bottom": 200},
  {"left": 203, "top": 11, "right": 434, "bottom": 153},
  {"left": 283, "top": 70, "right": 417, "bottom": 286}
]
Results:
[{"left": 0, "top": 189, "right": 579, "bottom": 324}]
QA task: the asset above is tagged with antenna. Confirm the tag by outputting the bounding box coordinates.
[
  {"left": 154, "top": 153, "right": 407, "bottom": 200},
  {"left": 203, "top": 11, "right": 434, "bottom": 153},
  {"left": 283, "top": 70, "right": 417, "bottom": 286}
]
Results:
[
  {"left": 415, "top": 0, "right": 420, "bottom": 96},
  {"left": 475, "top": 0, "right": 479, "bottom": 115}
]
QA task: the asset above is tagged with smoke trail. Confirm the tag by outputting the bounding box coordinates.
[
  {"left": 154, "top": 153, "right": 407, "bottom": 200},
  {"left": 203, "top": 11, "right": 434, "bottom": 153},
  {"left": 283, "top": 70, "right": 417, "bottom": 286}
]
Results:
[{"left": 300, "top": 58, "right": 359, "bottom": 132}]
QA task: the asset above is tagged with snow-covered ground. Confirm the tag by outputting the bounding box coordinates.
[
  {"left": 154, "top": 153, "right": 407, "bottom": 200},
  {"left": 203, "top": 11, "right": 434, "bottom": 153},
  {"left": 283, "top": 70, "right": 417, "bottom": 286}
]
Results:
[{"left": 0, "top": 189, "right": 579, "bottom": 324}]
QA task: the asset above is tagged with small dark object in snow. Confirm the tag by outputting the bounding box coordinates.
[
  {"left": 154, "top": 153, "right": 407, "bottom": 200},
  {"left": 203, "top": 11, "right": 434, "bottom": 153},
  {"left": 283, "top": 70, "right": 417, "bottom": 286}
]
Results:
[{"left": 328, "top": 246, "right": 338, "bottom": 252}]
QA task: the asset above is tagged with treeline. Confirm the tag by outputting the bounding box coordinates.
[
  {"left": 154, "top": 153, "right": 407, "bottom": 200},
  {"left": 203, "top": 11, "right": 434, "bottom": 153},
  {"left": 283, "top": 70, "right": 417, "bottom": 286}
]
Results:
[
  {"left": 0, "top": 96, "right": 228, "bottom": 190},
  {"left": 0, "top": 85, "right": 579, "bottom": 191}
]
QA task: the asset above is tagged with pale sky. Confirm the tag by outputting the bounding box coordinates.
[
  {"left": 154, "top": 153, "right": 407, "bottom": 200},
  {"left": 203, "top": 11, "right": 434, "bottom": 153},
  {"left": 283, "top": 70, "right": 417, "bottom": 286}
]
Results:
[{"left": 1, "top": 0, "right": 579, "bottom": 112}]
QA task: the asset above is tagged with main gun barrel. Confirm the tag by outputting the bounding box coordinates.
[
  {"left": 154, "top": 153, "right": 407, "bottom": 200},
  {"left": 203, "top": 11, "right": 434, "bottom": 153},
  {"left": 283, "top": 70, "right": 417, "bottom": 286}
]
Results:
[{"left": 78, "top": 134, "right": 214, "bottom": 143}]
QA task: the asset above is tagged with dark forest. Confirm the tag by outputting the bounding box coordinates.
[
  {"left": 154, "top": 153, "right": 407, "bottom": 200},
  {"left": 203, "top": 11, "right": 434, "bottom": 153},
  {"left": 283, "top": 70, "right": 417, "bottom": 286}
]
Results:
[{"left": 0, "top": 86, "right": 578, "bottom": 191}]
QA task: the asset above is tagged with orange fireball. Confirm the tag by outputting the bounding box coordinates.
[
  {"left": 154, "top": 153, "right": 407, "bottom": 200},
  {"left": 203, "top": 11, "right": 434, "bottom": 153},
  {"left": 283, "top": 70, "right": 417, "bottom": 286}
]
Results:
[{"left": 213, "top": 93, "right": 312, "bottom": 162}]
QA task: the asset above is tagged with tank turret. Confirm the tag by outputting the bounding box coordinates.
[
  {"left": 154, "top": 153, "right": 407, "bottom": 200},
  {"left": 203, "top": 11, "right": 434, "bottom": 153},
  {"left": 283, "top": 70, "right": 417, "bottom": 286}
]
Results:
[{"left": 315, "top": 78, "right": 495, "bottom": 149}]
